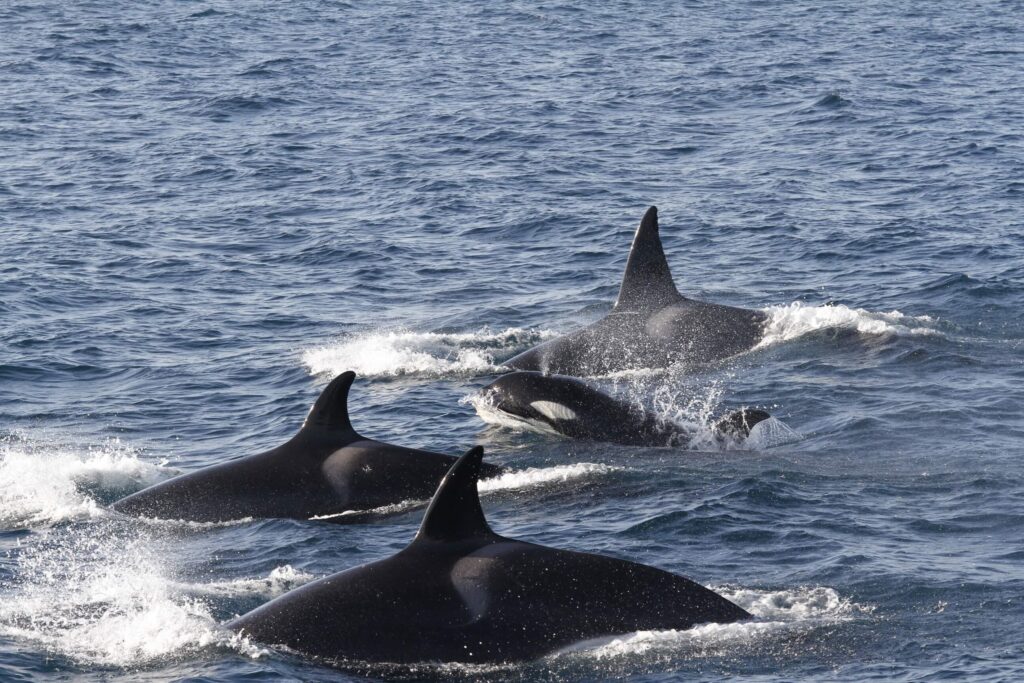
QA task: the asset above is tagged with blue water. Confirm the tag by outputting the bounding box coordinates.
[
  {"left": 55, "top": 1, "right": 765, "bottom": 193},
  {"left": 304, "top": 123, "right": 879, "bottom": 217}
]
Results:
[{"left": 1, "top": 0, "right": 1022, "bottom": 680}]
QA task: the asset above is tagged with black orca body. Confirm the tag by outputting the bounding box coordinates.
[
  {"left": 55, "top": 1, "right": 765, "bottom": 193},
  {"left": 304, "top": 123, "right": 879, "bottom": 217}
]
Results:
[
  {"left": 505, "top": 207, "right": 767, "bottom": 376},
  {"left": 229, "top": 447, "right": 749, "bottom": 664},
  {"left": 112, "top": 372, "right": 502, "bottom": 523},
  {"left": 478, "top": 371, "right": 771, "bottom": 447}
]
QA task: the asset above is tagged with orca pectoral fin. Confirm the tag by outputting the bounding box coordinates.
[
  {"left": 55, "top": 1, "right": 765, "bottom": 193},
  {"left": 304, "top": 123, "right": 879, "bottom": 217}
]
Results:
[
  {"left": 413, "top": 446, "right": 497, "bottom": 543},
  {"left": 614, "top": 206, "right": 682, "bottom": 312}
]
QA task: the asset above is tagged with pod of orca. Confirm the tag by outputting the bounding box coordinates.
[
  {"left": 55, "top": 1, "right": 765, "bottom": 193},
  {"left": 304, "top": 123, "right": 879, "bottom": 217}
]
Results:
[{"left": 112, "top": 207, "right": 781, "bottom": 666}]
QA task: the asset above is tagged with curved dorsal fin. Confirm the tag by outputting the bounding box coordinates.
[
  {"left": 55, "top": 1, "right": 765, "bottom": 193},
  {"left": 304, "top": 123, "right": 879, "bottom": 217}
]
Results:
[
  {"left": 302, "top": 371, "right": 357, "bottom": 434},
  {"left": 614, "top": 206, "right": 682, "bottom": 311},
  {"left": 414, "top": 446, "right": 495, "bottom": 543}
]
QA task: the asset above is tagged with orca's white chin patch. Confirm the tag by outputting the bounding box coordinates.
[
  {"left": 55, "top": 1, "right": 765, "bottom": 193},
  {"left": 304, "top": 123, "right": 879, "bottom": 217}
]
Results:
[{"left": 529, "top": 401, "right": 578, "bottom": 422}]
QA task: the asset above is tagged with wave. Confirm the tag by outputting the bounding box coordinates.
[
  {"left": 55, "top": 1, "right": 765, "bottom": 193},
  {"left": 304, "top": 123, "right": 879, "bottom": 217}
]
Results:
[
  {"left": 0, "top": 433, "right": 171, "bottom": 528},
  {"left": 478, "top": 462, "right": 619, "bottom": 492},
  {"left": 0, "top": 522, "right": 264, "bottom": 667},
  {"left": 302, "top": 327, "right": 555, "bottom": 378},
  {"left": 757, "top": 302, "right": 939, "bottom": 348},
  {"left": 181, "top": 565, "right": 318, "bottom": 599},
  {"left": 554, "top": 585, "right": 871, "bottom": 661}
]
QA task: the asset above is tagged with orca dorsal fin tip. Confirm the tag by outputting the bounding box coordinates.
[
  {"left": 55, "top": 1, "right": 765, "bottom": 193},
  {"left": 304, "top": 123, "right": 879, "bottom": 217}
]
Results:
[
  {"left": 414, "top": 446, "right": 495, "bottom": 543},
  {"left": 302, "top": 371, "right": 357, "bottom": 434},
  {"left": 640, "top": 205, "right": 658, "bottom": 229},
  {"left": 614, "top": 206, "right": 681, "bottom": 311}
]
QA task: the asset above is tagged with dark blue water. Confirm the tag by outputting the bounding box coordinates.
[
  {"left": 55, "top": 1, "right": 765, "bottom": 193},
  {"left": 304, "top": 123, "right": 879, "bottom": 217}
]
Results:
[{"left": 2, "top": 0, "right": 1022, "bottom": 680}]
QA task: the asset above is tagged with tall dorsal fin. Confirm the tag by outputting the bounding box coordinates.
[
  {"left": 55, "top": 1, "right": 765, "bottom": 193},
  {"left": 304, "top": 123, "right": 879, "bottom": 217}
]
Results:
[
  {"left": 414, "top": 446, "right": 495, "bottom": 543},
  {"left": 302, "top": 371, "right": 357, "bottom": 434},
  {"left": 614, "top": 206, "right": 682, "bottom": 311}
]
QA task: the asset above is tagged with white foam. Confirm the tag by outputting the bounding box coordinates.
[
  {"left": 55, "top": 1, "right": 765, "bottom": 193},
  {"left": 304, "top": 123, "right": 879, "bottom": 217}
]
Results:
[
  {"left": 132, "top": 515, "right": 256, "bottom": 529},
  {"left": 719, "top": 585, "right": 869, "bottom": 621},
  {"left": 302, "top": 326, "right": 555, "bottom": 378},
  {"left": 309, "top": 498, "right": 424, "bottom": 521},
  {"left": 555, "top": 585, "right": 870, "bottom": 661},
  {"left": 758, "top": 302, "right": 938, "bottom": 348},
  {"left": 0, "top": 524, "right": 258, "bottom": 666},
  {"left": 478, "top": 463, "right": 619, "bottom": 492},
  {"left": 183, "top": 565, "right": 318, "bottom": 599},
  {"left": 0, "top": 434, "right": 171, "bottom": 528}
]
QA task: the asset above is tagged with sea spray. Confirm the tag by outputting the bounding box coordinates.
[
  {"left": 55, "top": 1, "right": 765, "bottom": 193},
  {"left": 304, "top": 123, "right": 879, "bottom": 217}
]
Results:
[
  {"left": 303, "top": 327, "right": 556, "bottom": 378},
  {"left": 0, "top": 434, "right": 171, "bottom": 528},
  {"left": 758, "top": 302, "right": 939, "bottom": 348}
]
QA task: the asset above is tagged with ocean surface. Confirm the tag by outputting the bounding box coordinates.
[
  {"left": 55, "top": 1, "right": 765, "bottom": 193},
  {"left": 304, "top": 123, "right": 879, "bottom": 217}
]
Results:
[{"left": 1, "top": 0, "right": 1022, "bottom": 680}]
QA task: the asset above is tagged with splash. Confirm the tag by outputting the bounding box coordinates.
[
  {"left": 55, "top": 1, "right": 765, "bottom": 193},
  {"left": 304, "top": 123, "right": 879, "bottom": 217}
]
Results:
[
  {"left": 0, "top": 433, "right": 171, "bottom": 528},
  {"left": 758, "top": 302, "right": 939, "bottom": 348},
  {"left": 183, "top": 565, "right": 317, "bottom": 599},
  {"left": 478, "top": 463, "right": 619, "bottom": 492},
  {"left": 746, "top": 417, "right": 802, "bottom": 449},
  {"left": 0, "top": 523, "right": 258, "bottom": 667},
  {"left": 555, "top": 585, "right": 870, "bottom": 661},
  {"left": 309, "top": 499, "right": 425, "bottom": 521},
  {"left": 302, "top": 327, "right": 555, "bottom": 378}
]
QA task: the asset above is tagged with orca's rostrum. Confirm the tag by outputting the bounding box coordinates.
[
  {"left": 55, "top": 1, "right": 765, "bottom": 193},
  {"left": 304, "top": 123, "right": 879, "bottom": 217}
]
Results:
[{"left": 228, "top": 446, "right": 749, "bottom": 664}]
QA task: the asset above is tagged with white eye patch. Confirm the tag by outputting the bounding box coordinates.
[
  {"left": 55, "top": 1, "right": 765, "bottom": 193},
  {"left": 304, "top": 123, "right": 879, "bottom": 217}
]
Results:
[{"left": 530, "top": 401, "right": 577, "bottom": 422}]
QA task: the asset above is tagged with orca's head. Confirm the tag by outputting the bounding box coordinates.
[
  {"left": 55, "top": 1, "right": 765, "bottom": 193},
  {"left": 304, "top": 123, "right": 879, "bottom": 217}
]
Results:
[{"left": 478, "top": 372, "right": 587, "bottom": 428}]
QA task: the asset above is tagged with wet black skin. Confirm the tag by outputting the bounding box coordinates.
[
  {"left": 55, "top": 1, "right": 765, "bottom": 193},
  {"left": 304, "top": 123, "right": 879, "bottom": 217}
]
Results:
[
  {"left": 480, "top": 371, "right": 771, "bottom": 447},
  {"left": 505, "top": 206, "right": 767, "bottom": 376},
  {"left": 112, "top": 372, "right": 502, "bottom": 522},
  {"left": 228, "top": 447, "right": 750, "bottom": 665}
]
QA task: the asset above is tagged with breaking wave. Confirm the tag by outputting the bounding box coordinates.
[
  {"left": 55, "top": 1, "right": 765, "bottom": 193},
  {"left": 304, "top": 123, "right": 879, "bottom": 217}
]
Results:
[
  {"left": 302, "top": 327, "right": 555, "bottom": 378},
  {"left": 553, "top": 585, "right": 870, "bottom": 661},
  {"left": 758, "top": 302, "right": 939, "bottom": 348},
  {"left": 0, "top": 523, "right": 267, "bottom": 667},
  {"left": 478, "top": 462, "right": 619, "bottom": 492},
  {"left": 182, "top": 565, "right": 317, "bottom": 599},
  {"left": 0, "top": 433, "right": 171, "bottom": 528}
]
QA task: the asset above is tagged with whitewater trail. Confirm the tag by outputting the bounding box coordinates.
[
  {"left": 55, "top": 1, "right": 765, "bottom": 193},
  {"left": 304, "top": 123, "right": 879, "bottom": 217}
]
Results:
[
  {"left": 302, "top": 327, "right": 556, "bottom": 378},
  {"left": 0, "top": 434, "right": 172, "bottom": 528},
  {"left": 756, "top": 302, "right": 940, "bottom": 349},
  {"left": 554, "top": 585, "right": 872, "bottom": 661}
]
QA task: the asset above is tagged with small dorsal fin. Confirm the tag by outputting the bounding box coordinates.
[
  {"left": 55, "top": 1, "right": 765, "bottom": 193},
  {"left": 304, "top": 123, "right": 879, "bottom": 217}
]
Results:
[
  {"left": 414, "top": 446, "right": 495, "bottom": 543},
  {"left": 302, "top": 371, "right": 357, "bottom": 434},
  {"left": 614, "top": 206, "right": 682, "bottom": 311}
]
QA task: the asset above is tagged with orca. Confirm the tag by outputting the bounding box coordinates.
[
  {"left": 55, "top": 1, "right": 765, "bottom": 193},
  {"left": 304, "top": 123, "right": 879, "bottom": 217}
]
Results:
[
  {"left": 478, "top": 371, "right": 771, "bottom": 447},
  {"left": 228, "top": 446, "right": 749, "bottom": 664},
  {"left": 112, "top": 372, "right": 502, "bottom": 523},
  {"left": 505, "top": 206, "right": 767, "bottom": 376}
]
